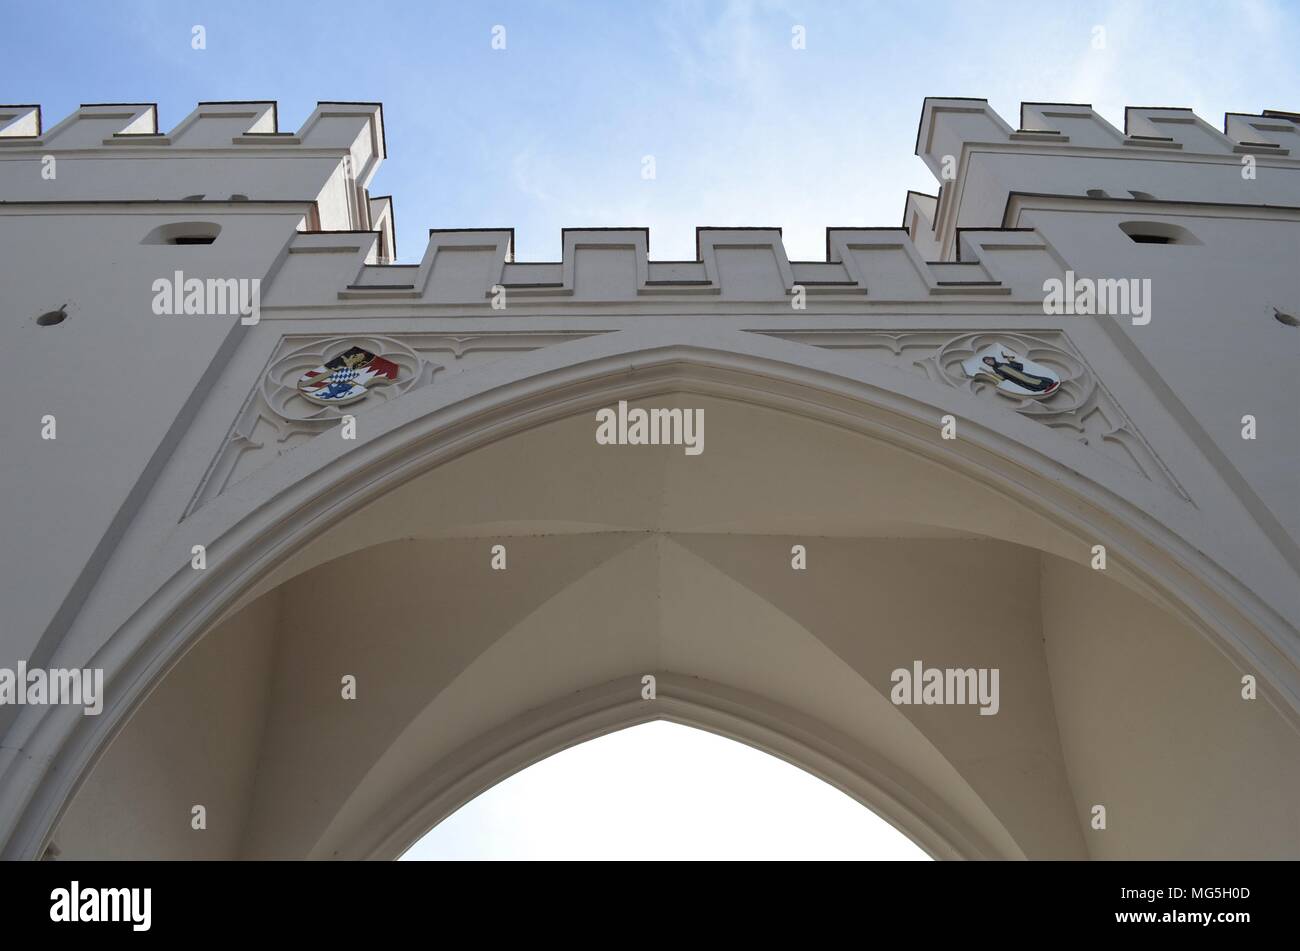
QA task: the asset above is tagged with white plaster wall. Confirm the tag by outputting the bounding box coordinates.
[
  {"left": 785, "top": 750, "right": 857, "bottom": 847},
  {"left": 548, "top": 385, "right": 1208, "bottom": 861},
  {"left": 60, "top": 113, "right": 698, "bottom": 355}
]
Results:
[
  {"left": 1042, "top": 555, "right": 1300, "bottom": 859},
  {"left": 0, "top": 155, "right": 348, "bottom": 206},
  {"left": 1021, "top": 205, "right": 1300, "bottom": 543},
  {"left": 54, "top": 590, "right": 280, "bottom": 859},
  {"left": 0, "top": 208, "right": 304, "bottom": 673}
]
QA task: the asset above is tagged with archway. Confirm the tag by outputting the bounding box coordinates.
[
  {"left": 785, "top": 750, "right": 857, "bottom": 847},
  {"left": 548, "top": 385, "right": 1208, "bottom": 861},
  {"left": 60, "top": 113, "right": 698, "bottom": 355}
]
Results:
[{"left": 36, "top": 358, "right": 1300, "bottom": 861}]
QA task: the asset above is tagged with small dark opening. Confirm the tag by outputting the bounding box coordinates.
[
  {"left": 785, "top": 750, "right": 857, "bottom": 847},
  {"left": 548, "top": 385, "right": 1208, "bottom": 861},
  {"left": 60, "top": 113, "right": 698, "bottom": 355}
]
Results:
[
  {"left": 1119, "top": 221, "right": 1198, "bottom": 245},
  {"left": 143, "top": 221, "right": 222, "bottom": 245},
  {"left": 36, "top": 309, "right": 67, "bottom": 326},
  {"left": 1275, "top": 309, "right": 1299, "bottom": 327}
]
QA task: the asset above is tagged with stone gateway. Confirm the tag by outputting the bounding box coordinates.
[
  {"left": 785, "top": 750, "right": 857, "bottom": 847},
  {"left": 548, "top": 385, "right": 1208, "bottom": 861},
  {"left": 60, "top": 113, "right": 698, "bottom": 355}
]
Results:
[{"left": 0, "top": 97, "right": 1297, "bottom": 860}]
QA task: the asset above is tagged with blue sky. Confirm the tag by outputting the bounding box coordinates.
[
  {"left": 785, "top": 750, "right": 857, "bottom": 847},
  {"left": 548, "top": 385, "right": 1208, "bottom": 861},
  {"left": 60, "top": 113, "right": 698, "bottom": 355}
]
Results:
[{"left": 5, "top": 1, "right": 1299, "bottom": 262}]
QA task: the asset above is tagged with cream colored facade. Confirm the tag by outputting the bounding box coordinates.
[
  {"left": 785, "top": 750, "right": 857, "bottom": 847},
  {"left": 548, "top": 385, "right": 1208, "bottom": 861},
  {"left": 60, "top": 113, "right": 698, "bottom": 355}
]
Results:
[{"left": 0, "top": 98, "right": 1297, "bottom": 859}]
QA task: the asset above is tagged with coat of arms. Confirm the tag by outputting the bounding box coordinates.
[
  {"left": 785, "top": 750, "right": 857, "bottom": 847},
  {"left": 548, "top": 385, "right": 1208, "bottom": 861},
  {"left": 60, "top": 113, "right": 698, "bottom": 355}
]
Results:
[
  {"left": 296, "top": 346, "right": 401, "bottom": 405},
  {"left": 962, "top": 344, "right": 1060, "bottom": 398}
]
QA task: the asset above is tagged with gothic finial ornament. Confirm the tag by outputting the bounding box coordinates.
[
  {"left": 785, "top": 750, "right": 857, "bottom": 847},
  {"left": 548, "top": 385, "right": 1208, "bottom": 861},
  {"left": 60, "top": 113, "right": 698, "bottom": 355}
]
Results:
[
  {"left": 962, "top": 343, "right": 1060, "bottom": 398},
  {"left": 296, "top": 346, "right": 401, "bottom": 405}
]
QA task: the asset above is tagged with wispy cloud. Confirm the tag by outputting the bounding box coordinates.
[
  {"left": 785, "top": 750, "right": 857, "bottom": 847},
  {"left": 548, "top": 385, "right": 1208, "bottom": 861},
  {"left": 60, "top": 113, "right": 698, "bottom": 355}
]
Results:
[{"left": 11, "top": 0, "right": 1297, "bottom": 262}]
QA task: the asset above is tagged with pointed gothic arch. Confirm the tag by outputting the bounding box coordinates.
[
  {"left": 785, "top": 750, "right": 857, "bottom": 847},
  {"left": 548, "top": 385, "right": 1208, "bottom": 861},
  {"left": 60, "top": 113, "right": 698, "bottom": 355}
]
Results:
[{"left": 6, "top": 333, "right": 1298, "bottom": 860}]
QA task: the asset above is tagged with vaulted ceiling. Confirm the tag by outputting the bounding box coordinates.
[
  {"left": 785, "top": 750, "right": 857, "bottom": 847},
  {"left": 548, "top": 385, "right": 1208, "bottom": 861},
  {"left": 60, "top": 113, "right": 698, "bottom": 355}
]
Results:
[{"left": 53, "top": 395, "right": 1300, "bottom": 859}]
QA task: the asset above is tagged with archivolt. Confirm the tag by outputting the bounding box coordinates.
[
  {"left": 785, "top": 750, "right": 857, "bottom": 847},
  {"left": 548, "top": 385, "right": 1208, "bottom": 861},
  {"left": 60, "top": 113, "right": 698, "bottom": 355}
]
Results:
[
  {"left": 330, "top": 674, "right": 1012, "bottom": 861},
  {"left": 3, "top": 331, "right": 1296, "bottom": 859}
]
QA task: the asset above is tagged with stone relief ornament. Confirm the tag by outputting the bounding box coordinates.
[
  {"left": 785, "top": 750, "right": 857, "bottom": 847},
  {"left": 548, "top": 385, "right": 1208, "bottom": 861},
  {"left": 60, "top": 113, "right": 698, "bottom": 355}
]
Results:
[
  {"left": 182, "top": 335, "right": 428, "bottom": 516},
  {"left": 756, "top": 328, "right": 1187, "bottom": 499},
  {"left": 263, "top": 335, "right": 423, "bottom": 423},
  {"left": 932, "top": 332, "right": 1089, "bottom": 419},
  {"left": 929, "top": 332, "right": 1183, "bottom": 498},
  {"left": 186, "top": 330, "right": 608, "bottom": 516}
]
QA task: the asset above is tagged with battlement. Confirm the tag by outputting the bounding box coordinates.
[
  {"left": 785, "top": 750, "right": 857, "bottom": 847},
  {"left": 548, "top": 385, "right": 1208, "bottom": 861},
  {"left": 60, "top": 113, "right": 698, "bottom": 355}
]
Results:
[
  {"left": 6, "top": 96, "right": 1299, "bottom": 281},
  {"left": 0, "top": 101, "right": 386, "bottom": 235},
  {"left": 0, "top": 100, "right": 384, "bottom": 159},
  {"left": 262, "top": 224, "right": 1063, "bottom": 310},
  {"left": 911, "top": 98, "right": 1300, "bottom": 259},
  {"left": 916, "top": 98, "right": 1300, "bottom": 171}
]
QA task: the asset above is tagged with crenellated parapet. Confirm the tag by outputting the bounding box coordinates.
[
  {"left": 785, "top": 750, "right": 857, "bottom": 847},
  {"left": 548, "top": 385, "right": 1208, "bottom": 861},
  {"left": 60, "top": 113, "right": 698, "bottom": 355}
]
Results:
[
  {"left": 0, "top": 100, "right": 383, "bottom": 158},
  {"left": 0, "top": 100, "right": 386, "bottom": 234},
  {"left": 917, "top": 97, "right": 1300, "bottom": 168},
  {"left": 910, "top": 98, "right": 1300, "bottom": 259},
  {"left": 263, "top": 224, "right": 1064, "bottom": 310},
  {"left": 7, "top": 96, "right": 1297, "bottom": 284}
]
